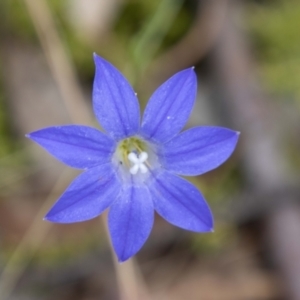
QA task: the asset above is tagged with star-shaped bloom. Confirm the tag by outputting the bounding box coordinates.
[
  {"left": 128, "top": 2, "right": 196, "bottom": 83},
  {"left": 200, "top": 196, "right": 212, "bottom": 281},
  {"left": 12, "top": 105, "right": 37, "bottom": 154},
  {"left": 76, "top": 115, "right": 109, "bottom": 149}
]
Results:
[{"left": 27, "top": 54, "right": 239, "bottom": 262}]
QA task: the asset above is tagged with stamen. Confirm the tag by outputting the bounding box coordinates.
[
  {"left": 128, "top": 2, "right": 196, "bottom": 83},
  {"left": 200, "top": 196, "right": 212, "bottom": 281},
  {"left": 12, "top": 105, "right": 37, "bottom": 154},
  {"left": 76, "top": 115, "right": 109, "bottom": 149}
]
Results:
[{"left": 128, "top": 151, "right": 148, "bottom": 175}]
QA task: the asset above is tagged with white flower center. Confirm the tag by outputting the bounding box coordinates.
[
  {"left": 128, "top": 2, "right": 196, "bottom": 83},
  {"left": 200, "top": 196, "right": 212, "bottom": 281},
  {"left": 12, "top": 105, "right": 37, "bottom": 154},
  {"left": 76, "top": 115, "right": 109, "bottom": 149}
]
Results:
[{"left": 128, "top": 151, "right": 148, "bottom": 175}]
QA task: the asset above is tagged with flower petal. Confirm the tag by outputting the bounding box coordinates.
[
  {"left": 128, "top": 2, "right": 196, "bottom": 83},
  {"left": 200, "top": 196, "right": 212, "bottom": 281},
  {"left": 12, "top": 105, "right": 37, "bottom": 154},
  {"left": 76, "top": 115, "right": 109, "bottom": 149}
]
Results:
[
  {"left": 45, "top": 164, "right": 121, "bottom": 223},
  {"left": 27, "top": 125, "right": 115, "bottom": 169},
  {"left": 93, "top": 54, "right": 140, "bottom": 140},
  {"left": 149, "top": 170, "right": 213, "bottom": 232},
  {"left": 160, "top": 126, "right": 239, "bottom": 176},
  {"left": 108, "top": 182, "right": 154, "bottom": 262},
  {"left": 141, "top": 68, "right": 197, "bottom": 143}
]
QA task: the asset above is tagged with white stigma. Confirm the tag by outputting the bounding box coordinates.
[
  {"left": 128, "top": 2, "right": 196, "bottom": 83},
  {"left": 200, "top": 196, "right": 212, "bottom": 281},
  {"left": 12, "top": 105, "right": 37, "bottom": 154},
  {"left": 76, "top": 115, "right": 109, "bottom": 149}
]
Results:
[{"left": 128, "top": 151, "right": 148, "bottom": 175}]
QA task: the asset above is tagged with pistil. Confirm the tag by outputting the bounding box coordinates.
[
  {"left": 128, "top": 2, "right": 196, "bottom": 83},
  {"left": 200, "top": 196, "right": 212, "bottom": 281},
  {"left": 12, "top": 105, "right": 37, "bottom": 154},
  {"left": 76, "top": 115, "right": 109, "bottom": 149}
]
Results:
[{"left": 128, "top": 152, "right": 148, "bottom": 175}]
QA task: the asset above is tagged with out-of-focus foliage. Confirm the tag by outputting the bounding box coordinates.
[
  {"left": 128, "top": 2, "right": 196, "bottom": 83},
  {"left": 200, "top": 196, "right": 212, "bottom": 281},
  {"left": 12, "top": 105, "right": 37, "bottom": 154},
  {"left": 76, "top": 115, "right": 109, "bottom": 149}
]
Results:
[
  {"left": 191, "top": 222, "right": 237, "bottom": 255},
  {"left": 0, "top": 91, "right": 12, "bottom": 157},
  {"left": 0, "top": 74, "right": 21, "bottom": 161},
  {"left": 0, "top": 0, "right": 193, "bottom": 83},
  {"left": 0, "top": 0, "right": 36, "bottom": 41},
  {"left": 115, "top": 0, "right": 191, "bottom": 76},
  {"left": 246, "top": 0, "right": 300, "bottom": 99}
]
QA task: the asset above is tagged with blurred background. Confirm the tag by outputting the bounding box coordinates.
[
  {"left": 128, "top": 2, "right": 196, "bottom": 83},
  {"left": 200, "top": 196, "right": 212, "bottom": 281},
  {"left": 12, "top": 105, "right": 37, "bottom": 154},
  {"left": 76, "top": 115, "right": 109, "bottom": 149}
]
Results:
[{"left": 0, "top": 0, "right": 300, "bottom": 299}]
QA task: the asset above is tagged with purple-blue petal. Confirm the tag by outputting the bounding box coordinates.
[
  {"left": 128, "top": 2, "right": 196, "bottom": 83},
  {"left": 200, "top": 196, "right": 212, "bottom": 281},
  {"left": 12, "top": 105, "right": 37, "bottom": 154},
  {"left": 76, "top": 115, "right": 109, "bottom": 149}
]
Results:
[
  {"left": 160, "top": 126, "right": 239, "bottom": 176},
  {"left": 45, "top": 164, "right": 121, "bottom": 223},
  {"left": 27, "top": 125, "right": 115, "bottom": 169},
  {"left": 108, "top": 182, "right": 154, "bottom": 262},
  {"left": 141, "top": 68, "right": 197, "bottom": 143},
  {"left": 93, "top": 54, "right": 140, "bottom": 140},
  {"left": 148, "top": 170, "right": 213, "bottom": 232}
]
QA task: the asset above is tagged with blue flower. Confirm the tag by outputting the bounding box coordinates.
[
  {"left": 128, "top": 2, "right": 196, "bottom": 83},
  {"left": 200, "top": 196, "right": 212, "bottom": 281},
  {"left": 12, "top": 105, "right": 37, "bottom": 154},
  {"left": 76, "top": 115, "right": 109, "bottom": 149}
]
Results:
[{"left": 27, "top": 54, "right": 239, "bottom": 262}]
